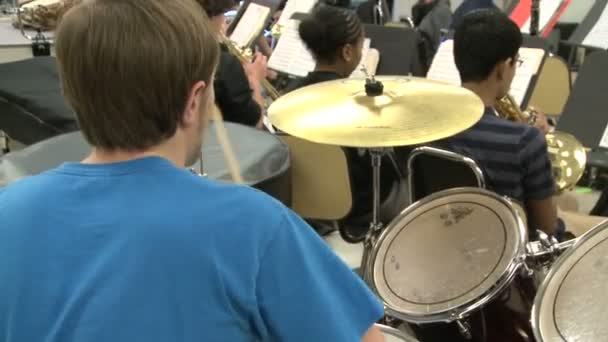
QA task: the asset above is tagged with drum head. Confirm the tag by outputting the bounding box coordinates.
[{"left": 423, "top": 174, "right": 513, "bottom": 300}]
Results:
[
  {"left": 532, "top": 221, "right": 608, "bottom": 341},
  {"left": 370, "top": 188, "right": 526, "bottom": 323}
]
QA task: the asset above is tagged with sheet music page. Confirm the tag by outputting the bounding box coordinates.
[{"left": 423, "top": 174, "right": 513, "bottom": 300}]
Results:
[
  {"left": 521, "top": 0, "right": 563, "bottom": 33},
  {"left": 277, "top": 0, "right": 317, "bottom": 27},
  {"left": 350, "top": 39, "right": 373, "bottom": 78},
  {"left": 600, "top": 125, "right": 608, "bottom": 148},
  {"left": 509, "top": 47, "right": 545, "bottom": 105},
  {"left": 426, "top": 40, "right": 460, "bottom": 86},
  {"left": 229, "top": 3, "right": 271, "bottom": 47},
  {"left": 427, "top": 40, "right": 545, "bottom": 107},
  {"left": 583, "top": 2, "right": 608, "bottom": 49},
  {"left": 267, "top": 19, "right": 315, "bottom": 77}
]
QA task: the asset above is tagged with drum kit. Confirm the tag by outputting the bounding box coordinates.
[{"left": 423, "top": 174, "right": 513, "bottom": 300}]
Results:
[{"left": 268, "top": 75, "right": 608, "bottom": 341}]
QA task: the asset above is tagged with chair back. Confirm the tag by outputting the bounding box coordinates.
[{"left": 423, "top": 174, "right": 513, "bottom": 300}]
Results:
[
  {"left": 280, "top": 135, "right": 353, "bottom": 220},
  {"left": 407, "top": 146, "right": 485, "bottom": 203}
]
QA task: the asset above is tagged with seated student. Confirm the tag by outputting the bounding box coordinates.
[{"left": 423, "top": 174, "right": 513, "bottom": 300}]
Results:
[
  {"left": 437, "top": 9, "right": 562, "bottom": 239},
  {"left": 0, "top": 0, "right": 385, "bottom": 341},
  {"left": 291, "top": 4, "right": 402, "bottom": 227},
  {"left": 197, "top": 0, "right": 267, "bottom": 128},
  {"left": 412, "top": 0, "right": 451, "bottom": 46},
  {"left": 449, "top": 0, "right": 497, "bottom": 29}
]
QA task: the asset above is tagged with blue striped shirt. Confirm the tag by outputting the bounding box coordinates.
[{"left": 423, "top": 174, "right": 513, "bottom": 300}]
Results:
[{"left": 437, "top": 107, "right": 556, "bottom": 203}]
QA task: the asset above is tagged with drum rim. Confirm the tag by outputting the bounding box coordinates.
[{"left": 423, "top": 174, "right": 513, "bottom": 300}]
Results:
[
  {"left": 375, "top": 323, "right": 417, "bottom": 341},
  {"left": 366, "top": 187, "right": 528, "bottom": 324},
  {"left": 530, "top": 220, "right": 608, "bottom": 341}
]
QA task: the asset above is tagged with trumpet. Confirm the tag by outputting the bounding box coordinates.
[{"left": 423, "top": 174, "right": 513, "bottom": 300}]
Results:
[
  {"left": 220, "top": 34, "right": 281, "bottom": 101},
  {"left": 495, "top": 94, "right": 586, "bottom": 192}
]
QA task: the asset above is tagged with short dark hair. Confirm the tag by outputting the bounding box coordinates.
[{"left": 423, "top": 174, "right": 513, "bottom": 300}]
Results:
[
  {"left": 298, "top": 4, "right": 362, "bottom": 63},
  {"left": 56, "top": 0, "right": 219, "bottom": 150},
  {"left": 453, "top": 9, "right": 522, "bottom": 83},
  {"left": 195, "top": 0, "right": 236, "bottom": 17}
]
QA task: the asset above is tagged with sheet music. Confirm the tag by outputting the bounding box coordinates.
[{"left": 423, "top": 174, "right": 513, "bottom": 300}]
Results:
[
  {"left": 426, "top": 40, "right": 460, "bottom": 86},
  {"left": 509, "top": 48, "right": 545, "bottom": 105},
  {"left": 583, "top": 2, "right": 608, "bottom": 49},
  {"left": 277, "top": 0, "right": 317, "bottom": 27},
  {"left": 600, "top": 125, "right": 608, "bottom": 149},
  {"left": 521, "top": 0, "right": 563, "bottom": 33},
  {"left": 267, "top": 19, "right": 315, "bottom": 77},
  {"left": 350, "top": 39, "right": 375, "bottom": 78},
  {"left": 229, "top": 3, "right": 271, "bottom": 47},
  {"left": 427, "top": 40, "right": 545, "bottom": 106}
]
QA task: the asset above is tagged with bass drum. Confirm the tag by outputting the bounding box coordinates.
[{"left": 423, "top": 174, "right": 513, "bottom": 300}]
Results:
[
  {"left": 364, "top": 187, "right": 535, "bottom": 341},
  {"left": 532, "top": 220, "right": 608, "bottom": 341}
]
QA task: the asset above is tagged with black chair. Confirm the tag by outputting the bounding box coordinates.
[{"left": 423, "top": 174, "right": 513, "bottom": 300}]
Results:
[{"left": 407, "top": 146, "right": 485, "bottom": 203}]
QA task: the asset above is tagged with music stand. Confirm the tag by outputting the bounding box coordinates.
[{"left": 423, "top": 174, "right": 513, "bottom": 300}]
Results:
[
  {"left": 227, "top": 0, "right": 280, "bottom": 43},
  {"left": 561, "top": 0, "right": 608, "bottom": 67},
  {"left": 556, "top": 51, "right": 608, "bottom": 149},
  {"left": 363, "top": 24, "right": 425, "bottom": 76}
]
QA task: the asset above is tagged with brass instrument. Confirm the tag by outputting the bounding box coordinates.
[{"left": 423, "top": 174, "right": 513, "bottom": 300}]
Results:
[
  {"left": 270, "top": 24, "right": 282, "bottom": 39},
  {"left": 495, "top": 94, "right": 586, "bottom": 192},
  {"left": 495, "top": 94, "right": 537, "bottom": 124},
  {"left": 220, "top": 35, "right": 281, "bottom": 101}
]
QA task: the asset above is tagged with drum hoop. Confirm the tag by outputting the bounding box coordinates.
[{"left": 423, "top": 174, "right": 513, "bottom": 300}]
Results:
[
  {"left": 368, "top": 187, "right": 528, "bottom": 323},
  {"left": 530, "top": 220, "right": 608, "bottom": 341},
  {"left": 375, "top": 324, "right": 417, "bottom": 342}
]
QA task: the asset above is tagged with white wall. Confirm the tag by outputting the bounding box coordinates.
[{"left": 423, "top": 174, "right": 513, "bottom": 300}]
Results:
[{"left": 558, "top": 0, "right": 596, "bottom": 23}]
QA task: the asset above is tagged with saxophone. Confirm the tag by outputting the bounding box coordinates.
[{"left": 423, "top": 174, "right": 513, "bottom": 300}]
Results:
[{"left": 495, "top": 95, "right": 586, "bottom": 192}]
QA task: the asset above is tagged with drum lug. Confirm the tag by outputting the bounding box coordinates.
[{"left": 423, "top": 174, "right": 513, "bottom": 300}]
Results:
[
  {"left": 456, "top": 319, "right": 472, "bottom": 340},
  {"left": 520, "top": 261, "right": 534, "bottom": 278}
]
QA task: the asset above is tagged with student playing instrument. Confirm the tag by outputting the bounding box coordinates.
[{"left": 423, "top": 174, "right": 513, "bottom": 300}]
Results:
[
  {"left": 293, "top": 4, "right": 365, "bottom": 87},
  {"left": 291, "top": 4, "right": 402, "bottom": 230},
  {"left": 0, "top": 1, "right": 385, "bottom": 341},
  {"left": 437, "top": 9, "right": 562, "bottom": 239},
  {"left": 196, "top": 0, "right": 267, "bottom": 128}
]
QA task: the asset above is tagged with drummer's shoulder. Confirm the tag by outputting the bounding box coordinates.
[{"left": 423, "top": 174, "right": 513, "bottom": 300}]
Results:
[{"left": 187, "top": 176, "right": 291, "bottom": 220}]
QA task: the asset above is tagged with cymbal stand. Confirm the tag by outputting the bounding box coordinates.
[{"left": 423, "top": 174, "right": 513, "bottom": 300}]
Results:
[{"left": 361, "top": 148, "right": 386, "bottom": 281}]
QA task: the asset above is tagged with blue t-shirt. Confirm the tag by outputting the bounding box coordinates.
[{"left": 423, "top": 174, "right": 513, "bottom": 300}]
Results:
[{"left": 0, "top": 157, "right": 383, "bottom": 342}]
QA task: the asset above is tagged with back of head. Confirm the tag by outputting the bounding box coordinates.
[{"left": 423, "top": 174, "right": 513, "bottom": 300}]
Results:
[
  {"left": 195, "top": 0, "right": 236, "bottom": 17},
  {"left": 453, "top": 9, "right": 522, "bottom": 83},
  {"left": 55, "top": 0, "right": 219, "bottom": 150},
  {"left": 298, "top": 4, "right": 362, "bottom": 63}
]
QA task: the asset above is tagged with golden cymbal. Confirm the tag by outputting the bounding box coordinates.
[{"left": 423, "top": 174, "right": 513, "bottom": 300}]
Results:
[
  {"left": 268, "top": 76, "right": 484, "bottom": 147},
  {"left": 546, "top": 131, "right": 587, "bottom": 192}
]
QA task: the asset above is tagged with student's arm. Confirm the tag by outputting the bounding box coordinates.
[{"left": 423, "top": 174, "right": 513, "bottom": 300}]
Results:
[
  {"left": 256, "top": 208, "right": 385, "bottom": 342},
  {"left": 214, "top": 52, "right": 263, "bottom": 127},
  {"left": 521, "top": 127, "right": 558, "bottom": 235},
  {"left": 526, "top": 197, "right": 558, "bottom": 235},
  {"left": 363, "top": 325, "right": 385, "bottom": 342}
]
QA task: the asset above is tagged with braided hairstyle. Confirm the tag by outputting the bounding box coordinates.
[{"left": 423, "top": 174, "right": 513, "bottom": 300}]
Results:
[{"left": 298, "top": 4, "right": 363, "bottom": 64}]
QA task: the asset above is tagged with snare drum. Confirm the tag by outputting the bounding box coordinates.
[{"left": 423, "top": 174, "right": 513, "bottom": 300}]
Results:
[
  {"left": 376, "top": 324, "right": 419, "bottom": 342},
  {"left": 532, "top": 220, "right": 608, "bottom": 341},
  {"left": 366, "top": 187, "right": 528, "bottom": 324}
]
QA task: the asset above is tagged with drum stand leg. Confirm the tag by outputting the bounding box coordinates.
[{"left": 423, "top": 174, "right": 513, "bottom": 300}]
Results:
[{"left": 456, "top": 319, "right": 472, "bottom": 340}]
